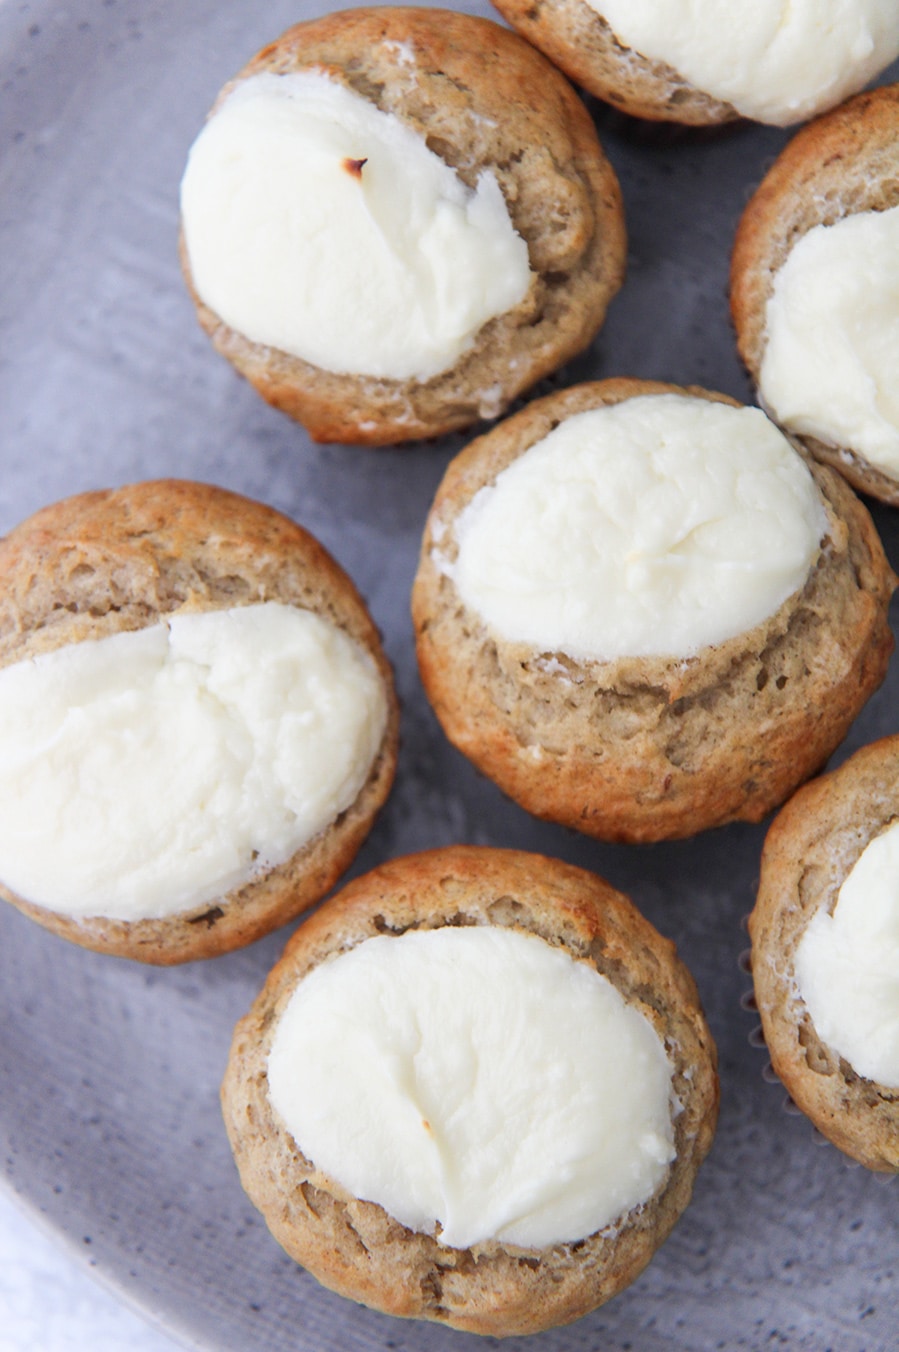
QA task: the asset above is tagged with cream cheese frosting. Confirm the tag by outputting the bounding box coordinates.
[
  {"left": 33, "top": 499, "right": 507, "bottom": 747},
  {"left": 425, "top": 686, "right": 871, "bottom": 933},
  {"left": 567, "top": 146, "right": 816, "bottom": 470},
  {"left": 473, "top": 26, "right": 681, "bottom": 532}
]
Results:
[
  {"left": 759, "top": 204, "right": 899, "bottom": 478},
  {"left": 180, "top": 71, "right": 532, "bottom": 381},
  {"left": 795, "top": 821, "right": 899, "bottom": 1088},
  {"left": 590, "top": 1, "right": 899, "bottom": 125},
  {"left": 267, "top": 925, "right": 675, "bottom": 1250},
  {"left": 0, "top": 602, "right": 388, "bottom": 921},
  {"left": 446, "top": 395, "right": 826, "bottom": 661}
]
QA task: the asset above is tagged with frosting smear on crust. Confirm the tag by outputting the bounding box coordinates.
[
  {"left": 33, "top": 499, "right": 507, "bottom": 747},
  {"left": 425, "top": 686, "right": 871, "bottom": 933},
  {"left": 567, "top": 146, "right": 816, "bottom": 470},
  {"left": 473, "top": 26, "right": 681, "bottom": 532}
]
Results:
[
  {"left": 447, "top": 395, "right": 826, "bottom": 661},
  {"left": 180, "top": 71, "right": 531, "bottom": 381},
  {"left": 759, "top": 205, "right": 899, "bottom": 478},
  {"left": 795, "top": 820, "right": 899, "bottom": 1088},
  {"left": 268, "top": 925, "right": 675, "bottom": 1250},
  {"left": 0, "top": 603, "right": 387, "bottom": 921}
]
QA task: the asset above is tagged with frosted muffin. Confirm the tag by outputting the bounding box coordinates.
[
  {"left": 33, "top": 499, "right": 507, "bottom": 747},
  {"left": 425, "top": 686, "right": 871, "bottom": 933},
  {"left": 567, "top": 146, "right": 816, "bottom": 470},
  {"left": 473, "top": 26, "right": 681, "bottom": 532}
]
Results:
[
  {"left": 221, "top": 846, "right": 718, "bottom": 1335},
  {"left": 750, "top": 737, "right": 899, "bottom": 1171},
  {"left": 492, "top": 0, "right": 899, "bottom": 126},
  {"left": 412, "top": 379, "right": 894, "bottom": 843},
  {"left": 0, "top": 481, "right": 398, "bottom": 963},
  {"left": 732, "top": 84, "right": 899, "bottom": 505},
  {"left": 179, "top": 7, "right": 626, "bottom": 445}
]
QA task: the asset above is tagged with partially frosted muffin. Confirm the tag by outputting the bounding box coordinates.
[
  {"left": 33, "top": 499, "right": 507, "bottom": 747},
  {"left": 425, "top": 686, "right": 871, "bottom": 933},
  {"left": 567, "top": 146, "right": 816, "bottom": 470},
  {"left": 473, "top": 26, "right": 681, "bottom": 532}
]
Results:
[
  {"left": 179, "top": 7, "right": 626, "bottom": 445},
  {"left": 412, "top": 379, "right": 894, "bottom": 842},
  {"left": 492, "top": 0, "right": 899, "bottom": 126},
  {"left": 732, "top": 84, "right": 899, "bottom": 504},
  {"left": 221, "top": 846, "right": 718, "bottom": 1335},
  {"left": 0, "top": 481, "right": 398, "bottom": 963},
  {"left": 750, "top": 737, "right": 899, "bottom": 1171}
]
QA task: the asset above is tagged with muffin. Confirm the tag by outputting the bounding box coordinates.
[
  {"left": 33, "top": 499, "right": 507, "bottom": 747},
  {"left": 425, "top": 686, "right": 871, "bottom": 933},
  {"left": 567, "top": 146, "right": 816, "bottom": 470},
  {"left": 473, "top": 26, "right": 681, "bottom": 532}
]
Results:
[
  {"left": 412, "top": 378, "right": 894, "bottom": 843},
  {"left": 492, "top": 0, "right": 899, "bottom": 126},
  {"left": 732, "top": 84, "right": 899, "bottom": 505},
  {"left": 0, "top": 480, "right": 398, "bottom": 963},
  {"left": 179, "top": 7, "right": 626, "bottom": 446},
  {"left": 750, "top": 737, "right": 899, "bottom": 1172},
  {"left": 221, "top": 845, "right": 718, "bottom": 1335}
]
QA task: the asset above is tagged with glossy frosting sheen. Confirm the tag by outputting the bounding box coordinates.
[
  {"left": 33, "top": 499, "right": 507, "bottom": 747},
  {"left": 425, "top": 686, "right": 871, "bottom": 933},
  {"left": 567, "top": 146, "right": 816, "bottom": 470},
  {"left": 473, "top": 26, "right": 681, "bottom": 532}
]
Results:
[
  {"left": 180, "top": 72, "right": 531, "bottom": 380},
  {"left": 0, "top": 603, "right": 387, "bottom": 921},
  {"left": 268, "top": 925, "right": 676, "bottom": 1250}
]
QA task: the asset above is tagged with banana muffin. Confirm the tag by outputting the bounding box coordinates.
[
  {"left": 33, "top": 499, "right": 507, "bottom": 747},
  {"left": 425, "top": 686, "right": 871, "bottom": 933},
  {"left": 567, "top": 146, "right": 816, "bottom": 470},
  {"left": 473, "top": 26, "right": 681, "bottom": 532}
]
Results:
[
  {"left": 750, "top": 737, "right": 899, "bottom": 1172},
  {"left": 179, "top": 7, "right": 626, "bottom": 445},
  {"left": 412, "top": 378, "right": 894, "bottom": 842},
  {"left": 0, "top": 480, "right": 398, "bottom": 963},
  {"left": 732, "top": 84, "right": 899, "bottom": 505},
  {"left": 221, "top": 845, "right": 718, "bottom": 1334}
]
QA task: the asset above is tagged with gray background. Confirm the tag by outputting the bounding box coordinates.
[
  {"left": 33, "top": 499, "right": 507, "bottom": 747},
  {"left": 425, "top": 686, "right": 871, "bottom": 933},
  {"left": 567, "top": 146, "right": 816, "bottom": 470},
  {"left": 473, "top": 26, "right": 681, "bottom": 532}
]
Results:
[{"left": 1, "top": 2, "right": 897, "bottom": 1349}]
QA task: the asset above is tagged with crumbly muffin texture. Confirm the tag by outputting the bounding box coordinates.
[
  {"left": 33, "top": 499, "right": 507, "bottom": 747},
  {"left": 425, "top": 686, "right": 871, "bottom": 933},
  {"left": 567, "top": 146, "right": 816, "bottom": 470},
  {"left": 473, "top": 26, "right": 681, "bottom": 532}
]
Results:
[
  {"left": 221, "top": 846, "right": 718, "bottom": 1336},
  {"left": 180, "top": 6, "right": 627, "bottom": 445},
  {"left": 0, "top": 480, "right": 399, "bottom": 963},
  {"left": 750, "top": 738, "right": 899, "bottom": 1172},
  {"left": 412, "top": 378, "right": 895, "bottom": 843}
]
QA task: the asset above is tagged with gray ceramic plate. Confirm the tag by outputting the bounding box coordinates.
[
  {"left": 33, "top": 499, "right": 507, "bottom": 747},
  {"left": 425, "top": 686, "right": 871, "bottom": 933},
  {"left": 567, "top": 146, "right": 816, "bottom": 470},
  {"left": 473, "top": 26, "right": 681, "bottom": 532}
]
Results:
[{"left": 1, "top": 3, "right": 897, "bottom": 1349}]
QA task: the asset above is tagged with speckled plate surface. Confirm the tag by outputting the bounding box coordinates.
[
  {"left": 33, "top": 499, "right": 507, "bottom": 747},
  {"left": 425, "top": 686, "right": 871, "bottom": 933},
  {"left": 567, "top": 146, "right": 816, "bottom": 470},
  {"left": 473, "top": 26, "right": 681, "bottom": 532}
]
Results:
[{"left": 1, "top": 4, "right": 897, "bottom": 1349}]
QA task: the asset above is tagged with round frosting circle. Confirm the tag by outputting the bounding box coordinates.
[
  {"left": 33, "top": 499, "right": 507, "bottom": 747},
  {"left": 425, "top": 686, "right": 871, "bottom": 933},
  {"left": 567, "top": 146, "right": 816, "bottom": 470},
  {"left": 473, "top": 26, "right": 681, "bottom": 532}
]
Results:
[
  {"left": 267, "top": 925, "right": 675, "bottom": 1250},
  {"left": 180, "top": 71, "right": 532, "bottom": 381},
  {"left": 448, "top": 394, "right": 826, "bottom": 661}
]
